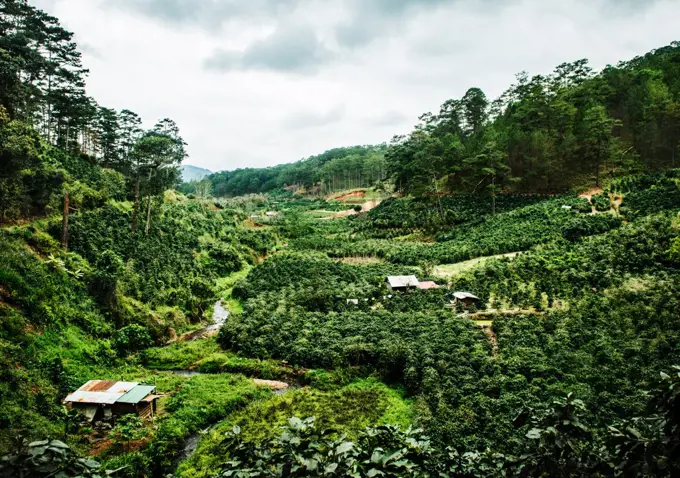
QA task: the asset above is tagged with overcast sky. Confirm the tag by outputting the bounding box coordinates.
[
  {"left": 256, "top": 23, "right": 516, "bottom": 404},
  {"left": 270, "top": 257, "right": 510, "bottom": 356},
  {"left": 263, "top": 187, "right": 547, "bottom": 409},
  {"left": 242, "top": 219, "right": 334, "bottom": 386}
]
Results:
[{"left": 31, "top": 0, "right": 680, "bottom": 172}]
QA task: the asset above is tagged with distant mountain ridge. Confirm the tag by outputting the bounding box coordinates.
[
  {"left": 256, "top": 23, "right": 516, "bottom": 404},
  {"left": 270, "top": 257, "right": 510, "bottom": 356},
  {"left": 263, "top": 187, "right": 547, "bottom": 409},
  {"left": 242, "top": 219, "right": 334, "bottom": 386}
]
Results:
[{"left": 180, "top": 165, "right": 212, "bottom": 182}]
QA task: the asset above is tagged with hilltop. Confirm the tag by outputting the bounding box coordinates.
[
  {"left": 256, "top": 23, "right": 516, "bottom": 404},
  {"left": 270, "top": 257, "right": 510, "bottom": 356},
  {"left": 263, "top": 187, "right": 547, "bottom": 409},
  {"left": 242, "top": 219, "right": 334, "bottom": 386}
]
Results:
[{"left": 180, "top": 165, "right": 212, "bottom": 182}]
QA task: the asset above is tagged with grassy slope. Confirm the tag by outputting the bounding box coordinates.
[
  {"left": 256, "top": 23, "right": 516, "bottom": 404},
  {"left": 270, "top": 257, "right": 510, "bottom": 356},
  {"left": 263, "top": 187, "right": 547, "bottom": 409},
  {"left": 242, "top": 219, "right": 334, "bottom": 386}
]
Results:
[
  {"left": 176, "top": 379, "right": 412, "bottom": 478},
  {"left": 434, "top": 252, "right": 522, "bottom": 278}
]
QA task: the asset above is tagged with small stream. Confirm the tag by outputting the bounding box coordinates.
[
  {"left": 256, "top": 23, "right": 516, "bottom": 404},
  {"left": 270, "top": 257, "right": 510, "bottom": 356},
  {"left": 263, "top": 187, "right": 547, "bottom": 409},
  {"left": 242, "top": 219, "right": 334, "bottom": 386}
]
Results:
[
  {"left": 177, "top": 300, "right": 230, "bottom": 341},
  {"left": 172, "top": 300, "right": 302, "bottom": 466},
  {"left": 205, "top": 300, "right": 230, "bottom": 333}
]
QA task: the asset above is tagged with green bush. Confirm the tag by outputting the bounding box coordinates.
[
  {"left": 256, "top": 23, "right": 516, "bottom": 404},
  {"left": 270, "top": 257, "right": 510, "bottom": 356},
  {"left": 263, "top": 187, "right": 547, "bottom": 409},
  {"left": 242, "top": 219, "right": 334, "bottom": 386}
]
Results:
[
  {"left": 591, "top": 193, "right": 611, "bottom": 211},
  {"left": 113, "top": 325, "right": 153, "bottom": 356}
]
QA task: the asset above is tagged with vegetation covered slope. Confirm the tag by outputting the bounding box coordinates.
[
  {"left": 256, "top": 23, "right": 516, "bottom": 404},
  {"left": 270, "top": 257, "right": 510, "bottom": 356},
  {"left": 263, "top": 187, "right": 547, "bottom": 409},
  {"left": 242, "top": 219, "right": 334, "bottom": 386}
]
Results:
[
  {"left": 2, "top": 1, "right": 680, "bottom": 476},
  {"left": 181, "top": 145, "right": 388, "bottom": 198},
  {"left": 207, "top": 172, "right": 680, "bottom": 476}
]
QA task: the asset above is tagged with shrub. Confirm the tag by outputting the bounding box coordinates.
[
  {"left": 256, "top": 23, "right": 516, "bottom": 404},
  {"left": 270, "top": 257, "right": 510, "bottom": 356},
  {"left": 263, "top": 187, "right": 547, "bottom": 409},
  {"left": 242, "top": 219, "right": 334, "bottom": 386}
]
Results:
[
  {"left": 591, "top": 193, "right": 611, "bottom": 212},
  {"left": 113, "top": 324, "right": 153, "bottom": 356}
]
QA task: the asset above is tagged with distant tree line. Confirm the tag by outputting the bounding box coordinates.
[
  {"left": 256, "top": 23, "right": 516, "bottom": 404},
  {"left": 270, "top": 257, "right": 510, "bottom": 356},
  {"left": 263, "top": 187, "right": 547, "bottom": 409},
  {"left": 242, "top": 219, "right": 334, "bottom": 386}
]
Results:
[{"left": 181, "top": 146, "right": 387, "bottom": 197}]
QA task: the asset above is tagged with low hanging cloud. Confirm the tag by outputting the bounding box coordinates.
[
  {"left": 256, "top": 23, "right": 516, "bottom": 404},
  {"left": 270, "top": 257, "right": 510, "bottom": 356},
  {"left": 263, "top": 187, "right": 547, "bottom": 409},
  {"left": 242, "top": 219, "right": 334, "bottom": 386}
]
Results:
[
  {"left": 370, "top": 110, "right": 410, "bottom": 128},
  {"left": 204, "top": 24, "right": 334, "bottom": 74}
]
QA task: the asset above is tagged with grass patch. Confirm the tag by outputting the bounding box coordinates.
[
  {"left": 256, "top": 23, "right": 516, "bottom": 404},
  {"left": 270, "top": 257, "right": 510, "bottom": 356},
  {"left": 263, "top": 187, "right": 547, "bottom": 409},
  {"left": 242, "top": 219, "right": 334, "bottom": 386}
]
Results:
[
  {"left": 142, "top": 338, "right": 296, "bottom": 379},
  {"left": 337, "top": 256, "right": 385, "bottom": 265},
  {"left": 434, "top": 252, "right": 521, "bottom": 278},
  {"left": 215, "top": 267, "right": 251, "bottom": 299},
  {"left": 221, "top": 297, "right": 243, "bottom": 314},
  {"left": 142, "top": 339, "right": 221, "bottom": 371},
  {"left": 176, "top": 378, "right": 412, "bottom": 478},
  {"left": 195, "top": 353, "right": 294, "bottom": 379}
]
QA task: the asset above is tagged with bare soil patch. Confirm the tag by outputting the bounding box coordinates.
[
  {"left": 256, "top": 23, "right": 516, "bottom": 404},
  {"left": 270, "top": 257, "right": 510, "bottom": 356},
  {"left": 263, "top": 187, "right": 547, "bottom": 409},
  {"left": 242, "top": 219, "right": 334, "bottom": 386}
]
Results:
[
  {"left": 579, "top": 187, "right": 604, "bottom": 201},
  {"left": 331, "top": 200, "right": 382, "bottom": 219},
  {"left": 332, "top": 190, "right": 366, "bottom": 201}
]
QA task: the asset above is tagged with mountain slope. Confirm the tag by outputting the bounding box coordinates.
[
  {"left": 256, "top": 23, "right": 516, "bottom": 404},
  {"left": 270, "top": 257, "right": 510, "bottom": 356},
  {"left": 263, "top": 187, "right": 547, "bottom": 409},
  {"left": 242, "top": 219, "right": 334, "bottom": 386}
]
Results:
[{"left": 181, "top": 165, "right": 212, "bottom": 182}]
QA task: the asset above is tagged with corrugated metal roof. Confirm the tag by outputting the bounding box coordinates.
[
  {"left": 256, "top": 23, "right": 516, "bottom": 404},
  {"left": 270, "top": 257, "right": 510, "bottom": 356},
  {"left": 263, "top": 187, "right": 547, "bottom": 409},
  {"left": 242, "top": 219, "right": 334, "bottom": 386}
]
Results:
[
  {"left": 108, "top": 382, "right": 139, "bottom": 394},
  {"left": 386, "top": 275, "right": 420, "bottom": 288},
  {"left": 116, "top": 385, "right": 157, "bottom": 404},
  {"left": 453, "top": 292, "right": 480, "bottom": 300},
  {"left": 417, "top": 281, "right": 440, "bottom": 290},
  {"left": 65, "top": 381, "right": 140, "bottom": 405},
  {"left": 65, "top": 390, "right": 124, "bottom": 405},
  {"left": 140, "top": 394, "right": 163, "bottom": 402},
  {"left": 77, "top": 380, "right": 138, "bottom": 394},
  {"left": 80, "top": 380, "right": 117, "bottom": 392}
]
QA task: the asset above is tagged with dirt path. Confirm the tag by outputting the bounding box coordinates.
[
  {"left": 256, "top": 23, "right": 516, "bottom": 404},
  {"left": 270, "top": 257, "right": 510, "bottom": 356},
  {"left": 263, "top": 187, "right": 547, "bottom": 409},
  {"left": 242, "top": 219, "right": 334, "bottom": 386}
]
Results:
[
  {"left": 579, "top": 187, "right": 603, "bottom": 201},
  {"left": 331, "top": 200, "right": 382, "bottom": 218},
  {"left": 579, "top": 188, "right": 605, "bottom": 214}
]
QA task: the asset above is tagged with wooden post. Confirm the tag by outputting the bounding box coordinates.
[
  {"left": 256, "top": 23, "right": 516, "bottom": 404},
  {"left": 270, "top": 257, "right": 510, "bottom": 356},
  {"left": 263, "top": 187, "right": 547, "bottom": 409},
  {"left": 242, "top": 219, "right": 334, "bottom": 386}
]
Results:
[
  {"left": 61, "top": 191, "right": 70, "bottom": 251},
  {"left": 132, "top": 176, "right": 140, "bottom": 233},
  {"left": 145, "top": 196, "right": 152, "bottom": 234}
]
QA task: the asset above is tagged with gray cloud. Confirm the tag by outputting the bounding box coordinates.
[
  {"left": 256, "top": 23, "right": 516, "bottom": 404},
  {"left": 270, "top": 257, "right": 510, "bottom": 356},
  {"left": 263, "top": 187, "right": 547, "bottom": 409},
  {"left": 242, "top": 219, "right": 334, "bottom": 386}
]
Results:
[
  {"left": 285, "top": 105, "right": 347, "bottom": 130},
  {"left": 204, "top": 24, "right": 334, "bottom": 73},
  {"left": 336, "top": 0, "right": 453, "bottom": 48},
  {"left": 114, "top": 0, "right": 298, "bottom": 30},
  {"left": 335, "top": 0, "right": 659, "bottom": 49}
]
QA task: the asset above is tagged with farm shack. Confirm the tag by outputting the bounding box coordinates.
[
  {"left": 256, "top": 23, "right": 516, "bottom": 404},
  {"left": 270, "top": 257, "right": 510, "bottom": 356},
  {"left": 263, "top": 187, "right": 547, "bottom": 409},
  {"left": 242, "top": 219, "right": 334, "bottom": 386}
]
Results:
[
  {"left": 452, "top": 292, "right": 480, "bottom": 307},
  {"left": 386, "top": 275, "right": 420, "bottom": 291},
  {"left": 64, "top": 380, "right": 159, "bottom": 422}
]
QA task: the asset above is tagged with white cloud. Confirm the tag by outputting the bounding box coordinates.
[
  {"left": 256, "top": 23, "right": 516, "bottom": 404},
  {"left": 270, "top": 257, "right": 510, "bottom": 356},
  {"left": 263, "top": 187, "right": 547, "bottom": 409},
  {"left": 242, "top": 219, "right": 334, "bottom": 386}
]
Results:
[{"left": 30, "top": 0, "right": 680, "bottom": 171}]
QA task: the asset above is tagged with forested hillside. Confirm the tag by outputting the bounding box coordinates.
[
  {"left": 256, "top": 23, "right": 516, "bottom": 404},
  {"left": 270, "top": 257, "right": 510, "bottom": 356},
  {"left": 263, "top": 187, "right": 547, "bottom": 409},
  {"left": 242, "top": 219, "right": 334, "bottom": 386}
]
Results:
[
  {"left": 2, "top": 1, "right": 680, "bottom": 477},
  {"left": 191, "top": 42, "right": 680, "bottom": 200},
  {"left": 181, "top": 145, "right": 388, "bottom": 197}
]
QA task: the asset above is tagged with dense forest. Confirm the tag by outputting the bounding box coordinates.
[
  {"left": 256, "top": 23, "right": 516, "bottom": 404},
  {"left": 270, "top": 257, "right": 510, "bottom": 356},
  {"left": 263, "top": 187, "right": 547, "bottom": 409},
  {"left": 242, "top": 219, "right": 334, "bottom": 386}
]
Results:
[{"left": 1, "top": 1, "right": 680, "bottom": 477}]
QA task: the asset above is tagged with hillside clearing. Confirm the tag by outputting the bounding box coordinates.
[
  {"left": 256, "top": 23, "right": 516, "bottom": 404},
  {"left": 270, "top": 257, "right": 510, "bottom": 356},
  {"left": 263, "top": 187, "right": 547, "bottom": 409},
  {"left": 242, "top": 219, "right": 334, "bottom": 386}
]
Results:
[{"left": 434, "top": 251, "right": 522, "bottom": 277}]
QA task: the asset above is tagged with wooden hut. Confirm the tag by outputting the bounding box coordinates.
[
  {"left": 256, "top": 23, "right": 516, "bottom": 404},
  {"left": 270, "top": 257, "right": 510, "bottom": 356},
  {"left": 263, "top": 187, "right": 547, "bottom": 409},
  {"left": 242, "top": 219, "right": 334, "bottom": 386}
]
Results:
[
  {"left": 452, "top": 292, "right": 480, "bottom": 308},
  {"left": 386, "top": 275, "right": 420, "bottom": 291},
  {"left": 64, "top": 380, "right": 159, "bottom": 422}
]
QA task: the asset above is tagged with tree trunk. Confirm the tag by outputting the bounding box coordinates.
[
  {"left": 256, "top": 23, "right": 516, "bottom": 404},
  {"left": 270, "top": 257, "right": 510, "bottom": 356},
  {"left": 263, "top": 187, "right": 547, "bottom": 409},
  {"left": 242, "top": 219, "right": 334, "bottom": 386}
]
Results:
[
  {"left": 492, "top": 175, "right": 497, "bottom": 215},
  {"left": 433, "top": 174, "right": 444, "bottom": 224},
  {"left": 132, "top": 176, "right": 140, "bottom": 233},
  {"left": 61, "top": 191, "right": 70, "bottom": 251},
  {"left": 145, "top": 196, "right": 152, "bottom": 235}
]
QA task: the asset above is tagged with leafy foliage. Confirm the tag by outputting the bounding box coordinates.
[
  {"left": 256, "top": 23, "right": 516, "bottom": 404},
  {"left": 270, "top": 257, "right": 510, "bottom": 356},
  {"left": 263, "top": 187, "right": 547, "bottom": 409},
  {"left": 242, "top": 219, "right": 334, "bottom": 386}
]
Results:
[{"left": 0, "top": 438, "right": 106, "bottom": 478}]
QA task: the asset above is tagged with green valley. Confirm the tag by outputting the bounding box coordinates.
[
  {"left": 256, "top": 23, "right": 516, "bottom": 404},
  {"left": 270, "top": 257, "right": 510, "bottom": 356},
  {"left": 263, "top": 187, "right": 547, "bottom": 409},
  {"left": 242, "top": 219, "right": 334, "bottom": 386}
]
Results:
[{"left": 1, "top": 1, "right": 680, "bottom": 477}]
